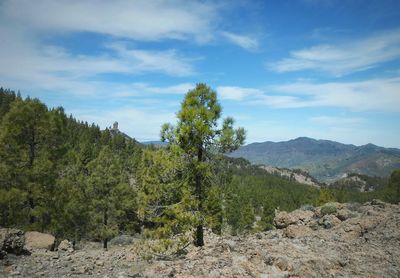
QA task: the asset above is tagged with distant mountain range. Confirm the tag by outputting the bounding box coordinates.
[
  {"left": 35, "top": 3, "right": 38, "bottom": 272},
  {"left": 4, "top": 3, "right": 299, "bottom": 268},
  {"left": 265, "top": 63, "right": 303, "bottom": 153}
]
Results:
[{"left": 229, "top": 137, "right": 400, "bottom": 183}]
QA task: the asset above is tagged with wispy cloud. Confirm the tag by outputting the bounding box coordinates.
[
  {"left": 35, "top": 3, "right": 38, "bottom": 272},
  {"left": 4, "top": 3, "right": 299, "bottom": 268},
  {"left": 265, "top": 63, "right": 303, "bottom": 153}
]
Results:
[
  {"left": 111, "top": 82, "right": 194, "bottom": 97},
  {"left": 217, "top": 86, "right": 263, "bottom": 101},
  {"left": 0, "top": 0, "right": 218, "bottom": 43},
  {"left": 221, "top": 32, "right": 259, "bottom": 50},
  {"left": 271, "top": 77, "right": 400, "bottom": 111},
  {"left": 108, "top": 43, "right": 195, "bottom": 76},
  {"left": 0, "top": 24, "right": 195, "bottom": 96},
  {"left": 268, "top": 29, "right": 400, "bottom": 76},
  {"left": 218, "top": 77, "right": 400, "bottom": 112}
]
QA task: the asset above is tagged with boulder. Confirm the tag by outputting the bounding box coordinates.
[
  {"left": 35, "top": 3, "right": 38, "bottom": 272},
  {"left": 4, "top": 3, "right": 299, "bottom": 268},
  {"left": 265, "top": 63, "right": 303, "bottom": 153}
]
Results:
[
  {"left": 0, "top": 228, "right": 27, "bottom": 259},
  {"left": 274, "top": 210, "right": 314, "bottom": 228},
  {"left": 318, "top": 215, "right": 341, "bottom": 229},
  {"left": 336, "top": 208, "right": 353, "bottom": 221},
  {"left": 284, "top": 225, "right": 313, "bottom": 239},
  {"left": 25, "top": 231, "right": 55, "bottom": 251},
  {"left": 57, "top": 239, "right": 73, "bottom": 252}
]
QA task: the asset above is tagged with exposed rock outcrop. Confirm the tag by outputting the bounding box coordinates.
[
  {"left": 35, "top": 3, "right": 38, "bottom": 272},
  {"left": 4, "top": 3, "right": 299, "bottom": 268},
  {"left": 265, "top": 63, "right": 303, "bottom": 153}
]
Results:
[
  {"left": 140, "top": 200, "right": 400, "bottom": 277},
  {"left": 1, "top": 201, "right": 399, "bottom": 277}
]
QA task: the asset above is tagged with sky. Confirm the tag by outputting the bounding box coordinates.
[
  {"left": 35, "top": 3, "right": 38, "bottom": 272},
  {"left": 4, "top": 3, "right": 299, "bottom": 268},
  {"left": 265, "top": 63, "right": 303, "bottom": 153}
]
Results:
[{"left": 0, "top": 0, "right": 400, "bottom": 147}]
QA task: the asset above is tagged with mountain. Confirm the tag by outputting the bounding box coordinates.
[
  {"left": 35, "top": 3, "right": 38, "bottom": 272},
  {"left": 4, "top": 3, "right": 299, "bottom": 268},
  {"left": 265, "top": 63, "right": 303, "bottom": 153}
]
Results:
[{"left": 230, "top": 137, "right": 400, "bottom": 182}]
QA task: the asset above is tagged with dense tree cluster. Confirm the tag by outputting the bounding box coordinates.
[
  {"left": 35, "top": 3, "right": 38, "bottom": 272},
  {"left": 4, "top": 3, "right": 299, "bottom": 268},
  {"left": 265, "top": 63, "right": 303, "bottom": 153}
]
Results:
[
  {"left": 0, "top": 87, "right": 141, "bottom": 248},
  {"left": 0, "top": 86, "right": 398, "bottom": 251}
]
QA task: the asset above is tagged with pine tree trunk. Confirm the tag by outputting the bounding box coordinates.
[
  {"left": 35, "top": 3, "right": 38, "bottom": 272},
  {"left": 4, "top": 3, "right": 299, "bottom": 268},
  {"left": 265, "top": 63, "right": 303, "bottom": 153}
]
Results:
[
  {"left": 194, "top": 147, "right": 204, "bottom": 247},
  {"left": 103, "top": 208, "right": 108, "bottom": 250},
  {"left": 195, "top": 224, "right": 204, "bottom": 246}
]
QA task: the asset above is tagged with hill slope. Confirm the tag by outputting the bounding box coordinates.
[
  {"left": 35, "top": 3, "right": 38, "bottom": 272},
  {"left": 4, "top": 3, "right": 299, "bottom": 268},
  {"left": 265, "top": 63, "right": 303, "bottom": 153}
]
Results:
[{"left": 230, "top": 137, "right": 400, "bottom": 182}]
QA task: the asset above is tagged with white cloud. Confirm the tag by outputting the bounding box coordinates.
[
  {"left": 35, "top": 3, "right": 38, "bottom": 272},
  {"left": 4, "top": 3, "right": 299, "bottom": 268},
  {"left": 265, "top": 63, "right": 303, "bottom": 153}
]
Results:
[
  {"left": 0, "top": 24, "right": 195, "bottom": 96},
  {"left": 217, "top": 86, "right": 263, "bottom": 101},
  {"left": 268, "top": 29, "right": 400, "bottom": 76},
  {"left": 218, "top": 77, "right": 400, "bottom": 112},
  {"left": 107, "top": 43, "right": 195, "bottom": 76},
  {"left": 271, "top": 77, "right": 400, "bottom": 111},
  {"left": 111, "top": 82, "right": 194, "bottom": 97},
  {"left": 221, "top": 32, "right": 259, "bottom": 50},
  {"left": 0, "top": 0, "right": 218, "bottom": 43}
]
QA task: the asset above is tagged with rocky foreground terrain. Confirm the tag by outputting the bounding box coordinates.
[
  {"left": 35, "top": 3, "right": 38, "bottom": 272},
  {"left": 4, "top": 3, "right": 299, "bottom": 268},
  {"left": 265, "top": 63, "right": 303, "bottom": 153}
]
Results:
[{"left": 1, "top": 200, "right": 399, "bottom": 277}]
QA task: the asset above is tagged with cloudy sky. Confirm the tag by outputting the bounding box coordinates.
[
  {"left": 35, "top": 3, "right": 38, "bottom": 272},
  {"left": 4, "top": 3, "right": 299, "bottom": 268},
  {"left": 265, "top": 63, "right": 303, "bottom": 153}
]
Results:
[{"left": 1, "top": 0, "right": 400, "bottom": 147}]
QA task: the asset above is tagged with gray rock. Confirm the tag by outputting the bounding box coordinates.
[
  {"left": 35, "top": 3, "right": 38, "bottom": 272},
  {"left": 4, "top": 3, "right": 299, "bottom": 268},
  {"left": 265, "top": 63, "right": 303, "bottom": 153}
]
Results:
[
  {"left": 58, "top": 239, "right": 73, "bottom": 252},
  {"left": 274, "top": 210, "right": 314, "bottom": 228},
  {"left": 336, "top": 208, "right": 353, "bottom": 221},
  {"left": 0, "top": 228, "right": 28, "bottom": 258}
]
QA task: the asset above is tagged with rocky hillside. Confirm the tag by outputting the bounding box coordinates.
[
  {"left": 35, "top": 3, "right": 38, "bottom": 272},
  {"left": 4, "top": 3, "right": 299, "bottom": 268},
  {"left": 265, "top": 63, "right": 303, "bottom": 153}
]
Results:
[
  {"left": 259, "top": 165, "right": 321, "bottom": 188},
  {"left": 230, "top": 137, "right": 400, "bottom": 182},
  {"left": 330, "top": 173, "right": 388, "bottom": 192},
  {"left": 1, "top": 200, "right": 399, "bottom": 277}
]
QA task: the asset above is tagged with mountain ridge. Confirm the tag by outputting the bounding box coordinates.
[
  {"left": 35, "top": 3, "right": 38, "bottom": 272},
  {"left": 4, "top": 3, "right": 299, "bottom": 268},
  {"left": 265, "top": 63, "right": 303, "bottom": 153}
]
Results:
[{"left": 230, "top": 137, "right": 400, "bottom": 182}]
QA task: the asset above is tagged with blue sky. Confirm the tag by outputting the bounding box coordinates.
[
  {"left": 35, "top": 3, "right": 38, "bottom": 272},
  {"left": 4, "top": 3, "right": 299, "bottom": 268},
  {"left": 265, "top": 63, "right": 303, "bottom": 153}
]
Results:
[{"left": 1, "top": 0, "right": 400, "bottom": 147}]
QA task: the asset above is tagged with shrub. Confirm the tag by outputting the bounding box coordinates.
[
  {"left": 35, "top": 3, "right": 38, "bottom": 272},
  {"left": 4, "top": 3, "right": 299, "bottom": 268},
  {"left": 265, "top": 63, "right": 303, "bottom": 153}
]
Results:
[{"left": 320, "top": 203, "right": 337, "bottom": 215}]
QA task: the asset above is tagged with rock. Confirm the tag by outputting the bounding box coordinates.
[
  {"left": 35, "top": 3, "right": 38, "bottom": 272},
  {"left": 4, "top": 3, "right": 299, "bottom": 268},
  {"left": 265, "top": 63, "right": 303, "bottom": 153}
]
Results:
[
  {"left": 318, "top": 215, "right": 341, "bottom": 229},
  {"left": 58, "top": 239, "right": 73, "bottom": 252},
  {"left": 25, "top": 231, "right": 55, "bottom": 251},
  {"left": 273, "top": 257, "right": 292, "bottom": 272},
  {"left": 371, "top": 199, "right": 385, "bottom": 208},
  {"left": 0, "top": 228, "right": 27, "bottom": 258},
  {"left": 284, "top": 225, "right": 313, "bottom": 238},
  {"left": 222, "top": 239, "right": 237, "bottom": 251},
  {"left": 338, "top": 256, "right": 349, "bottom": 267},
  {"left": 336, "top": 208, "right": 353, "bottom": 221},
  {"left": 274, "top": 210, "right": 314, "bottom": 228},
  {"left": 3, "top": 201, "right": 400, "bottom": 278}
]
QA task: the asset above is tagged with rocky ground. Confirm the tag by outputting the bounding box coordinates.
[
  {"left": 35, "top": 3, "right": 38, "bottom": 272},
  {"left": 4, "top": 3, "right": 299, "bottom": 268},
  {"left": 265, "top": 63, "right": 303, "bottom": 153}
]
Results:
[{"left": 1, "top": 200, "right": 399, "bottom": 277}]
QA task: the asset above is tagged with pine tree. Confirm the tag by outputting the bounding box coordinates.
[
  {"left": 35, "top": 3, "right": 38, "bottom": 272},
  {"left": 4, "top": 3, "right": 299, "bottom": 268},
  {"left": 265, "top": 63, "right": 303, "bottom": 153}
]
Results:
[
  {"left": 87, "top": 146, "right": 134, "bottom": 249},
  {"left": 160, "top": 83, "right": 245, "bottom": 246}
]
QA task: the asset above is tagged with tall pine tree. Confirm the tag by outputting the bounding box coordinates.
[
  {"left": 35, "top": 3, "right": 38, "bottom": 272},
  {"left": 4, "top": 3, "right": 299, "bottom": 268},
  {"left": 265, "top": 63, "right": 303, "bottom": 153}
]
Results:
[{"left": 160, "top": 83, "right": 245, "bottom": 246}]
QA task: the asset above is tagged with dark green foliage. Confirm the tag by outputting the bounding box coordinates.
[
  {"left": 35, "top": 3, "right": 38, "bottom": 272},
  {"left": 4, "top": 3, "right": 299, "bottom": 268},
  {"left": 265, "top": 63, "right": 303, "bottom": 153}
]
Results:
[
  {"left": 0, "top": 87, "right": 21, "bottom": 122},
  {"left": 320, "top": 203, "right": 337, "bottom": 215},
  {"left": 384, "top": 169, "right": 400, "bottom": 203},
  {"left": 0, "top": 88, "right": 141, "bottom": 245},
  {"left": 224, "top": 164, "right": 320, "bottom": 233},
  {"left": 87, "top": 147, "right": 136, "bottom": 249},
  {"left": 159, "top": 83, "right": 245, "bottom": 246},
  {"left": 318, "top": 187, "right": 335, "bottom": 206}
]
